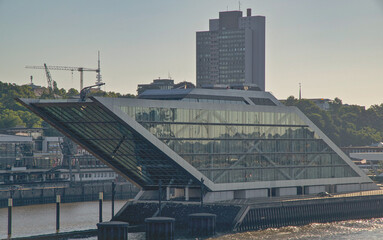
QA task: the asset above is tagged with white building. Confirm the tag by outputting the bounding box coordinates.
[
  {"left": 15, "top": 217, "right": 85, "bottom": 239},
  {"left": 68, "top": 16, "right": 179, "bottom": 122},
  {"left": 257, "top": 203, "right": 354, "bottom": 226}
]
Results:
[{"left": 19, "top": 88, "right": 378, "bottom": 202}]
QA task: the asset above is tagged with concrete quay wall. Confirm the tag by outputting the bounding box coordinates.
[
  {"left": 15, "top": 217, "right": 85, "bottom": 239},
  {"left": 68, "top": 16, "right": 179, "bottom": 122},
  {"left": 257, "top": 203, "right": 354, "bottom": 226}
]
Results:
[
  {"left": 113, "top": 201, "right": 242, "bottom": 232},
  {"left": 237, "top": 195, "right": 383, "bottom": 232}
]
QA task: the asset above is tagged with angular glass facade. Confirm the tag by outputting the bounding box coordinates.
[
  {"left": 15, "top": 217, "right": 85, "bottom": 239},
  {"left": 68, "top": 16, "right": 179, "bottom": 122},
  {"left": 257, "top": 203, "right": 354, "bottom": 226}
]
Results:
[
  {"left": 18, "top": 89, "right": 372, "bottom": 192},
  {"left": 120, "top": 106, "right": 358, "bottom": 184},
  {"left": 27, "top": 103, "right": 198, "bottom": 187}
]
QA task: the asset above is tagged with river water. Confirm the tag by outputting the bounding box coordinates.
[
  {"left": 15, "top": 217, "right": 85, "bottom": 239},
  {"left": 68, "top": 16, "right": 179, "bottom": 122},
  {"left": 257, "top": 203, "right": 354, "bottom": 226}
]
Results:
[
  {"left": 1, "top": 201, "right": 383, "bottom": 239},
  {"left": 0, "top": 200, "right": 127, "bottom": 239}
]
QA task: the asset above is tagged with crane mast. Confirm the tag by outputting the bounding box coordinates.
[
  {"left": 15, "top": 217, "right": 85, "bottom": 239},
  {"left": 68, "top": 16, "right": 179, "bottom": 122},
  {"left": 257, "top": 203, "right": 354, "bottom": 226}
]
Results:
[
  {"left": 95, "top": 51, "right": 102, "bottom": 89},
  {"left": 44, "top": 63, "right": 54, "bottom": 94}
]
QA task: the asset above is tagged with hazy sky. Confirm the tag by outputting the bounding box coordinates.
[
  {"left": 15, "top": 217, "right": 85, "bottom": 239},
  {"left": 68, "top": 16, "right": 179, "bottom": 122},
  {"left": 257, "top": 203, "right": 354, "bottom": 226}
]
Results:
[{"left": 1, "top": 0, "right": 382, "bottom": 107}]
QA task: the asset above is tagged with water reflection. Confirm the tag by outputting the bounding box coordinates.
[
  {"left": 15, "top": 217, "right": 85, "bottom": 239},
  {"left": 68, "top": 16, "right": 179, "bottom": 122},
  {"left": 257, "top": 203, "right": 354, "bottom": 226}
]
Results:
[
  {"left": 0, "top": 200, "right": 126, "bottom": 239},
  {"left": 212, "top": 218, "right": 383, "bottom": 240},
  {"left": 3, "top": 202, "right": 383, "bottom": 240}
]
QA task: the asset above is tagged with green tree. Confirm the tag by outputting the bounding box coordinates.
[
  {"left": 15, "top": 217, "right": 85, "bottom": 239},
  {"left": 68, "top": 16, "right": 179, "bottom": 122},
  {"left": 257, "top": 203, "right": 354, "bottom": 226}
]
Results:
[
  {"left": 283, "top": 96, "right": 383, "bottom": 146},
  {"left": 0, "top": 109, "right": 24, "bottom": 128},
  {"left": 67, "top": 88, "right": 79, "bottom": 97}
]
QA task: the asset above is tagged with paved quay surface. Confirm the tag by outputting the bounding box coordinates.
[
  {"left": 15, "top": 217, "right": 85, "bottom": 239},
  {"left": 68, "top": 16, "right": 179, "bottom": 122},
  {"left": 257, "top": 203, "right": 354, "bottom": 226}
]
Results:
[{"left": 217, "top": 188, "right": 383, "bottom": 206}]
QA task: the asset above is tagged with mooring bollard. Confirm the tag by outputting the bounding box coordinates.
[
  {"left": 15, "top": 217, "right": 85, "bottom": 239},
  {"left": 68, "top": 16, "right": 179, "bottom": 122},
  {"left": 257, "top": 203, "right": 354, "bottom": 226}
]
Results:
[
  {"left": 8, "top": 198, "right": 12, "bottom": 239},
  {"left": 158, "top": 180, "right": 162, "bottom": 216},
  {"left": 99, "top": 192, "right": 103, "bottom": 223},
  {"left": 56, "top": 195, "right": 60, "bottom": 233},
  {"left": 145, "top": 217, "right": 175, "bottom": 240},
  {"left": 200, "top": 178, "right": 204, "bottom": 208},
  {"left": 188, "top": 213, "right": 216, "bottom": 237},
  {"left": 112, "top": 181, "right": 116, "bottom": 218},
  {"left": 97, "top": 221, "right": 129, "bottom": 240}
]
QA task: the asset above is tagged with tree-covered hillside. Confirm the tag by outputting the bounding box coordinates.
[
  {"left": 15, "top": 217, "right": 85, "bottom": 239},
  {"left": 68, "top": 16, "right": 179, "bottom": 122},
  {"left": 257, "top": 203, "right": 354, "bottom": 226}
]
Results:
[
  {"left": 0, "top": 82, "right": 42, "bottom": 128},
  {"left": 0, "top": 81, "right": 135, "bottom": 131},
  {"left": 285, "top": 96, "right": 383, "bottom": 147}
]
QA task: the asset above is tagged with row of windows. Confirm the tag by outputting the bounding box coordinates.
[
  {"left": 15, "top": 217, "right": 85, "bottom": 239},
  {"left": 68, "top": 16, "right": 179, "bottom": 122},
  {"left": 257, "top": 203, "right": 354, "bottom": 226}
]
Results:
[
  {"left": 201, "top": 165, "right": 358, "bottom": 183},
  {"left": 219, "top": 74, "right": 245, "bottom": 79},
  {"left": 61, "top": 172, "right": 116, "bottom": 179},
  {"left": 218, "top": 35, "right": 244, "bottom": 40},
  {"left": 163, "top": 139, "right": 333, "bottom": 155},
  {"left": 219, "top": 30, "right": 244, "bottom": 35},
  {"left": 218, "top": 56, "right": 244, "bottom": 61},
  {"left": 220, "top": 47, "right": 244, "bottom": 52},
  {"left": 181, "top": 98, "right": 247, "bottom": 105},
  {"left": 220, "top": 43, "right": 244, "bottom": 48},
  {"left": 218, "top": 39, "right": 245, "bottom": 44},
  {"left": 217, "top": 78, "right": 245, "bottom": 83},
  {"left": 218, "top": 48, "right": 245, "bottom": 52},
  {"left": 181, "top": 153, "right": 344, "bottom": 170},
  {"left": 142, "top": 124, "right": 316, "bottom": 139},
  {"left": 121, "top": 107, "right": 307, "bottom": 126}
]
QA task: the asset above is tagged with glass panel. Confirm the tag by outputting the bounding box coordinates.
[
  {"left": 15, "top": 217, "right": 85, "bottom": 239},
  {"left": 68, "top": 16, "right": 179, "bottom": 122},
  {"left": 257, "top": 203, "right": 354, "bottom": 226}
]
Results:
[{"left": 34, "top": 99, "right": 360, "bottom": 186}]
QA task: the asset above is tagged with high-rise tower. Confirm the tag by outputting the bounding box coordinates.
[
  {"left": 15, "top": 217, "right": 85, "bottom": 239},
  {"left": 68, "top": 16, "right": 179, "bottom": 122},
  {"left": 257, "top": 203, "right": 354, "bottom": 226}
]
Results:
[{"left": 196, "top": 9, "right": 265, "bottom": 90}]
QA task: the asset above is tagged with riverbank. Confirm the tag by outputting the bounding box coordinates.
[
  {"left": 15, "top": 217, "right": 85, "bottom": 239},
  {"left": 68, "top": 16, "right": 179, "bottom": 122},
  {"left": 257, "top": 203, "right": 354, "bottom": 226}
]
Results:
[{"left": 0, "top": 182, "right": 139, "bottom": 208}]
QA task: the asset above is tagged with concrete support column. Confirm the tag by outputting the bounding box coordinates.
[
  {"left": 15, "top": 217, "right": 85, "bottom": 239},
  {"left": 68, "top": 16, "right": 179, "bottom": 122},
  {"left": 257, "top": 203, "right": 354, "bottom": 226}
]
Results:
[
  {"left": 185, "top": 186, "right": 189, "bottom": 201},
  {"left": 166, "top": 186, "right": 170, "bottom": 201}
]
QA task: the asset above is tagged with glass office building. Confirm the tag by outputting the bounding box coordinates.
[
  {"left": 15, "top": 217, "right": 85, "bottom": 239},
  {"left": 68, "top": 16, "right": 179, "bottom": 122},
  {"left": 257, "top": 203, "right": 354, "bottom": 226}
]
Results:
[{"left": 18, "top": 89, "right": 376, "bottom": 201}]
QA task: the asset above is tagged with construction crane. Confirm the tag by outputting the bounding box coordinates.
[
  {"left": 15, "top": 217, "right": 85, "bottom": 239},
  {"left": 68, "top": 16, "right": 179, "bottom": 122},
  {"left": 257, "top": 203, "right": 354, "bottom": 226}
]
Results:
[
  {"left": 44, "top": 63, "right": 54, "bottom": 95},
  {"left": 26, "top": 52, "right": 102, "bottom": 91},
  {"left": 95, "top": 51, "right": 102, "bottom": 89}
]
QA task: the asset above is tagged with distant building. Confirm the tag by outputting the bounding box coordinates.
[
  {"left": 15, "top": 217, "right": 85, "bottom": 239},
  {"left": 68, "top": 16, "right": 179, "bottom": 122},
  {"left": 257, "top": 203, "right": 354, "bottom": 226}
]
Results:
[
  {"left": 342, "top": 144, "right": 383, "bottom": 155},
  {"left": 280, "top": 98, "right": 333, "bottom": 111},
  {"left": 137, "top": 78, "right": 195, "bottom": 95},
  {"left": 0, "top": 128, "right": 117, "bottom": 184},
  {"left": 0, "top": 133, "right": 63, "bottom": 170},
  {"left": 1, "top": 126, "right": 44, "bottom": 139},
  {"left": 196, "top": 9, "right": 265, "bottom": 90},
  {"left": 341, "top": 143, "right": 383, "bottom": 176},
  {"left": 0, "top": 134, "right": 33, "bottom": 170},
  {"left": 307, "top": 98, "right": 332, "bottom": 111},
  {"left": 23, "top": 82, "right": 45, "bottom": 97},
  {"left": 173, "top": 81, "right": 195, "bottom": 90}
]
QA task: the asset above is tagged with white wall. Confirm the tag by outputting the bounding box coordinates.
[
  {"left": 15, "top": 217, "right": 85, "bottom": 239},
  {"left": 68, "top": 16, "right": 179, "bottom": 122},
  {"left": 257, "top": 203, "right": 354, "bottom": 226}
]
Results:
[
  {"left": 234, "top": 189, "right": 268, "bottom": 199},
  {"left": 204, "top": 191, "right": 234, "bottom": 203},
  {"left": 276, "top": 187, "right": 297, "bottom": 196},
  {"left": 336, "top": 184, "right": 360, "bottom": 193},
  {"left": 361, "top": 183, "right": 379, "bottom": 190},
  {"left": 304, "top": 185, "right": 326, "bottom": 195}
]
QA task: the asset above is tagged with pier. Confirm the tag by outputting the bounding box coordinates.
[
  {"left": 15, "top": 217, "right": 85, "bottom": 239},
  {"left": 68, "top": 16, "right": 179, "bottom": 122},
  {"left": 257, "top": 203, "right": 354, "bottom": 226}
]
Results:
[
  {"left": 112, "top": 189, "right": 383, "bottom": 235},
  {"left": 4, "top": 190, "right": 383, "bottom": 239}
]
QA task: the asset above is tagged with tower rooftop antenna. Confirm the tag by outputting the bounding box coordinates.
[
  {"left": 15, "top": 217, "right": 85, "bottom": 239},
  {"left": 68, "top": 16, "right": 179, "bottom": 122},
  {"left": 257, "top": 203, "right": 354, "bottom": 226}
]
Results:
[
  {"left": 95, "top": 51, "right": 103, "bottom": 89},
  {"left": 299, "top": 83, "right": 302, "bottom": 100}
]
